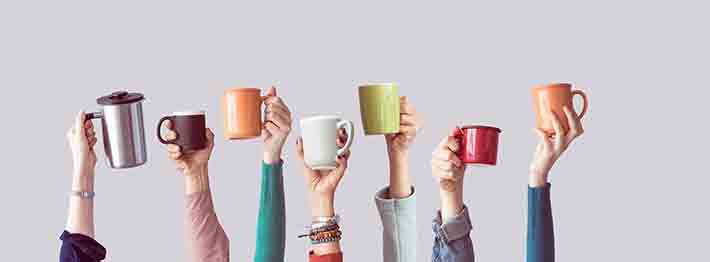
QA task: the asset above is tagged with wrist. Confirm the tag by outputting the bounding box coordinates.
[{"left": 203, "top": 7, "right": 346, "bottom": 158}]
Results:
[
  {"left": 529, "top": 170, "right": 549, "bottom": 187},
  {"left": 439, "top": 184, "right": 464, "bottom": 221},
  {"left": 387, "top": 148, "right": 408, "bottom": 161},
  {"left": 71, "top": 173, "right": 95, "bottom": 192},
  {"left": 263, "top": 150, "right": 282, "bottom": 165},
  {"left": 184, "top": 164, "right": 209, "bottom": 194},
  {"left": 310, "top": 193, "right": 335, "bottom": 217}
]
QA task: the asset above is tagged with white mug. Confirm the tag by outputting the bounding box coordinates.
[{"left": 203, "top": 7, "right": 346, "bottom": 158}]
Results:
[{"left": 299, "top": 115, "right": 355, "bottom": 170}]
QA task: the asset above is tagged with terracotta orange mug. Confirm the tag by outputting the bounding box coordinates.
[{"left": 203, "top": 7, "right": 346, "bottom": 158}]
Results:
[
  {"left": 532, "top": 83, "right": 588, "bottom": 135},
  {"left": 222, "top": 88, "right": 264, "bottom": 139}
]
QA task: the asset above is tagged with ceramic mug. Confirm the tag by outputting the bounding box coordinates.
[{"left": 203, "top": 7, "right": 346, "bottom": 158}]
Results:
[
  {"left": 455, "top": 125, "right": 502, "bottom": 166},
  {"left": 358, "top": 83, "right": 400, "bottom": 135},
  {"left": 223, "top": 88, "right": 264, "bottom": 139},
  {"left": 157, "top": 111, "right": 207, "bottom": 151},
  {"left": 299, "top": 115, "right": 355, "bottom": 170},
  {"left": 532, "top": 83, "right": 588, "bottom": 135}
]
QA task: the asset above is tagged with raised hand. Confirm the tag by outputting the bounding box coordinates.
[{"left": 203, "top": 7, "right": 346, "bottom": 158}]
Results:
[
  {"left": 262, "top": 86, "right": 293, "bottom": 164},
  {"left": 296, "top": 128, "right": 351, "bottom": 216},
  {"left": 431, "top": 127, "right": 466, "bottom": 192},
  {"left": 529, "top": 106, "right": 585, "bottom": 186},
  {"left": 160, "top": 120, "right": 215, "bottom": 176},
  {"left": 67, "top": 111, "right": 98, "bottom": 175},
  {"left": 385, "top": 96, "right": 423, "bottom": 155}
]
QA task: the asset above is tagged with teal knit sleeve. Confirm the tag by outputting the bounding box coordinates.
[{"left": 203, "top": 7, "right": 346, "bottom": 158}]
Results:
[
  {"left": 254, "top": 161, "right": 286, "bottom": 262},
  {"left": 527, "top": 183, "right": 554, "bottom": 262}
]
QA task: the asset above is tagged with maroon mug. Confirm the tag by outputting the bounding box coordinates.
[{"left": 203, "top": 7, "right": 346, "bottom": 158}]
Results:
[{"left": 455, "top": 125, "right": 502, "bottom": 166}]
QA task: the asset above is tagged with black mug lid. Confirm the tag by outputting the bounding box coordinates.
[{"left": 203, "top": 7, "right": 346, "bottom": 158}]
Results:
[{"left": 97, "top": 91, "right": 144, "bottom": 105}]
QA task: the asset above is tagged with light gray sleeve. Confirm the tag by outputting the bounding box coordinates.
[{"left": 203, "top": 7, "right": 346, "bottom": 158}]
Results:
[{"left": 375, "top": 186, "right": 417, "bottom": 262}]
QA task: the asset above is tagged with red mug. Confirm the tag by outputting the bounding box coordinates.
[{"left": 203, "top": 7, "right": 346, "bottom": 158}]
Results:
[{"left": 455, "top": 125, "right": 502, "bottom": 166}]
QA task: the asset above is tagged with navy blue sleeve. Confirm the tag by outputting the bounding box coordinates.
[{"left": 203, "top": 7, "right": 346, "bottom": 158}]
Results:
[
  {"left": 59, "top": 231, "right": 106, "bottom": 262},
  {"left": 526, "top": 183, "right": 554, "bottom": 262}
]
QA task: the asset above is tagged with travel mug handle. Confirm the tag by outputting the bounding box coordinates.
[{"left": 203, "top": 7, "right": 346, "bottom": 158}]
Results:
[
  {"left": 336, "top": 120, "right": 355, "bottom": 156},
  {"left": 571, "top": 90, "right": 589, "bottom": 119},
  {"left": 157, "top": 116, "right": 178, "bottom": 145},
  {"left": 85, "top": 111, "right": 103, "bottom": 121}
]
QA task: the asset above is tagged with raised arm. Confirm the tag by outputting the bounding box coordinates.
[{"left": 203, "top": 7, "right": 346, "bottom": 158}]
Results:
[
  {"left": 375, "top": 96, "right": 422, "bottom": 262},
  {"left": 296, "top": 129, "right": 351, "bottom": 262},
  {"left": 527, "top": 106, "right": 585, "bottom": 262},
  {"left": 60, "top": 111, "right": 106, "bottom": 262},
  {"left": 255, "top": 87, "right": 291, "bottom": 262},
  {"left": 161, "top": 123, "right": 229, "bottom": 262},
  {"left": 430, "top": 128, "right": 474, "bottom": 262}
]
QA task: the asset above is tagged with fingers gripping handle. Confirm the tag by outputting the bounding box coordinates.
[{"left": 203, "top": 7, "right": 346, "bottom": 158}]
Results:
[
  {"left": 157, "top": 116, "right": 177, "bottom": 145},
  {"left": 336, "top": 120, "right": 355, "bottom": 156},
  {"left": 571, "top": 90, "right": 589, "bottom": 119}
]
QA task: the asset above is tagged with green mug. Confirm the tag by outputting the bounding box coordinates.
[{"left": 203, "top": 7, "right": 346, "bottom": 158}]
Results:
[{"left": 358, "top": 83, "right": 400, "bottom": 135}]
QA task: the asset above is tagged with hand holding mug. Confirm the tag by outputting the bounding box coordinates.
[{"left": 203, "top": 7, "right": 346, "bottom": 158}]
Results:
[
  {"left": 261, "top": 87, "right": 293, "bottom": 164},
  {"left": 296, "top": 129, "right": 351, "bottom": 217},
  {"left": 385, "top": 96, "right": 423, "bottom": 156},
  {"left": 529, "top": 106, "right": 585, "bottom": 186},
  {"left": 431, "top": 128, "right": 466, "bottom": 192},
  {"left": 160, "top": 120, "right": 215, "bottom": 176},
  {"left": 67, "top": 111, "right": 98, "bottom": 175}
]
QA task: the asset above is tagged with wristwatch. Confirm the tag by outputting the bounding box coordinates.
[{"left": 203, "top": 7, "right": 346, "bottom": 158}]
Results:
[{"left": 70, "top": 191, "right": 95, "bottom": 199}]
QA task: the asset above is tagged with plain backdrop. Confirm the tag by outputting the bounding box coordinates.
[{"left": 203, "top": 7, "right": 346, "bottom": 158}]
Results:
[{"left": 1, "top": 0, "right": 709, "bottom": 261}]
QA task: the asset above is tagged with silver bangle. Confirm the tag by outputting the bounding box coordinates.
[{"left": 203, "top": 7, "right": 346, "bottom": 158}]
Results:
[{"left": 71, "top": 191, "right": 95, "bottom": 199}]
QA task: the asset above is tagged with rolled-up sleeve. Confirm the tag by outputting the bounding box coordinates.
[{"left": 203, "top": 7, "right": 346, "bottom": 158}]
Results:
[
  {"left": 375, "top": 186, "right": 417, "bottom": 262},
  {"left": 185, "top": 191, "right": 229, "bottom": 262},
  {"left": 431, "top": 206, "right": 475, "bottom": 262}
]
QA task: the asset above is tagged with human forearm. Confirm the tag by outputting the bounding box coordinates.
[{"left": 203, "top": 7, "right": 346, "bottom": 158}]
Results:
[
  {"left": 184, "top": 164, "right": 210, "bottom": 195},
  {"left": 66, "top": 170, "right": 96, "bottom": 238},
  {"left": 439, "top": 181, "right": 464, "bottom": 222},
  {"left": 527, "top": 183, "right": 554, "bottom": 262},
  {"left": 387, "top": 151, "right": 412, "bottom": 199},
  {"left": 309, "top": 194, "right": 341, "bottom": 255}
]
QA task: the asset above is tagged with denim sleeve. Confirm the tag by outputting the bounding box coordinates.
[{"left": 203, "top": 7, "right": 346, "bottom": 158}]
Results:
[
  {"left": 375, "top": 186, "right": 417, "bottom": 262},
  {"left": 254, "top": 161, "right": 286, "bottom": 262},
  {"left": 431, "top": 206, "right": 475, "bottom": 262},
  {"left": 59, "top": 230, "right": 106, "bottom": 262},
  {"left": 527, "top": 183, "right": 554, "bottom": 262}
]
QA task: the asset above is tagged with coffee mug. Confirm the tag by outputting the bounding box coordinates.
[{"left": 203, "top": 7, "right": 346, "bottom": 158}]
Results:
[
  {"left": 358, "top": 83, "right": 400, "bottom": 135},
  {"left": 532, "top": 83, "right": 588, "bottom": 134},
  {"left": 299, "top": 115, "right": 355, "bottom": 170},
  {"left": 157, "top": 111, "right": 207, "bottom": 151},
  {"left": 223, "top": 88, "right": 264, "bottom": 139},
  {"left": 455, "top": 125, "right": 502, "bottom": 166}
]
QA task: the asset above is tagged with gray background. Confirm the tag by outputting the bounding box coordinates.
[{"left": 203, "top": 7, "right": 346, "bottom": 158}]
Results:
[{"left": 1, "top": 0, "right": 708, "bottom": 261}]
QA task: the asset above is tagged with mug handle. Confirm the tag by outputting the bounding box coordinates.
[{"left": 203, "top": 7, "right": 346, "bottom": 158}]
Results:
[
  {"left": 157, "top": 116, "right": 178, "bottom": 145},
  {"left": 453, "top": 126, "right": 464, "bottom": 157},
  {"left": 571, "top": 89, "right": 588, "bottom": 119},
  {"left": 336, "top": 120, "right": 355, "bottom": 156},
  {"left": 85, "top": 111, "right": 103, "bottom": 121}
]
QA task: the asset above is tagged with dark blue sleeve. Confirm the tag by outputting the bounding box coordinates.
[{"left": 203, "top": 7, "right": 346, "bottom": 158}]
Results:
[
  {"left": 526, "top": 183, "right": 554, "bottom": 262},
  {"left": 59, "top": 231, "right": 106, "bottom": 262}
]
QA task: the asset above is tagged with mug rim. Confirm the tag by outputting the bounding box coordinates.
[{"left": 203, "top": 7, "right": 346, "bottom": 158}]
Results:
[
  {"left": 534, "top": 83, "right": 572, "bottom": 90},
  {"left": 225, "top": 87, "right": 261, "bottom": 93},
  {"left": 359, "top": 83, "right": 397, "bottom": 88},
  {"left": 172, "top": 110, "right": 206, "bottom": 116},
  {"left": 300, "top": 114, "right": 340, "bottom": 123},
  {"left": 459, "top": 124, "right": 502, "bottom": 133}
]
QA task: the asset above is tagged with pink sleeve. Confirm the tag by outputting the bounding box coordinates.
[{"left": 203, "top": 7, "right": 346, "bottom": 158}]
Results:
[{"left": 185, "top": 191, "right": 229, "bottom": 262}]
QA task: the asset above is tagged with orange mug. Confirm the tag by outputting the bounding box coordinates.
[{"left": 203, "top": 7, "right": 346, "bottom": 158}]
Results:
[
  {"left": 532, "top": 83, "right": 588, "bottom": 134},
  {"left": 222, "top": 88, "right": 264, "bottom": 139}
]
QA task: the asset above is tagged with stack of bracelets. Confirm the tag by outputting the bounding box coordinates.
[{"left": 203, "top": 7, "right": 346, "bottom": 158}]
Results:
[{"left": 298, "top": 215, "right": 342, "bottom": 245}]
